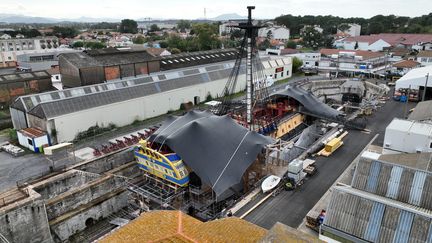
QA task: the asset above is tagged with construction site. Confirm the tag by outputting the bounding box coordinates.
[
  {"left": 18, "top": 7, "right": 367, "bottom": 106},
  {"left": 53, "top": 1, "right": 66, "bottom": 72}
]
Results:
[{"left": 0, "top": 6, "right": 395, "bottom": 243}]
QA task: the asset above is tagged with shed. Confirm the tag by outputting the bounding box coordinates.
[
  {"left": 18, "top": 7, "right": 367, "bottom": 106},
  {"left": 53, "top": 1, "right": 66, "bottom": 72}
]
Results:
[{"left": 17, "top": 127, "right": 51, "bottom": 153}]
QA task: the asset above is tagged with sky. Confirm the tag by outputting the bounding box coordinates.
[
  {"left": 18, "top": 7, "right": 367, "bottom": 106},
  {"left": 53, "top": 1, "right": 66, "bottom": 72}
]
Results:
[{"left": 1, "top": 0, "right": 431, "bottom": 20}]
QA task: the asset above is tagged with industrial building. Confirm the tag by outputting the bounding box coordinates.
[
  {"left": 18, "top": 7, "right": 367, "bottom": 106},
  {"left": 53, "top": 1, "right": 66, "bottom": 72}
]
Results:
[
  {"left": 0, "top": 70, "right": 52, "bottom": 105},
  {"left": 395, "top": 65, "right": 432, "bottom": 100},
  {"left": 322, "top": 157, "right": 432, "bottom": 242},
  {"left": 11, "top": 55, "right": 292, "bottom": 143},
  {"left": 16, "top": 49, "right": 78, "bottom": 72},
  {"left": 383, "top": 118, "right": 432, "bottom": 154},
  {"left": 58, "top": 48, "right": 239, "bottom": 87}
]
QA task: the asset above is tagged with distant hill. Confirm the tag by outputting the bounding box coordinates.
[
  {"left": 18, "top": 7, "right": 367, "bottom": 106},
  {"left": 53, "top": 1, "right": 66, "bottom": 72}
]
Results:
[
  {"left": 0, "top": 14, "right": 120, "bottom": 23},
  {"left": 210, "top": 13, "right": 246, "bottom": 21}
]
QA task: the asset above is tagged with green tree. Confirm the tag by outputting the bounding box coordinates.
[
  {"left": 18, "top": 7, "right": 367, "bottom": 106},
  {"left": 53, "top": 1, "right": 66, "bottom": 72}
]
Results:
[
  {"left": 292, "top": 57, "right": 303, "bottom": 73},
  {"left": 133, "top": 35, "right": 146, "bottom": 44},
  {"left": 170, "top": 48, "right": 181, "bottom": 54},
  {"left": 149, "top": 24, "right": 160, "bottom": 32},
  {"left": 301, "top": 27, "right": 324, "bottom": 50},
  {"left": 119, "top": 19, "right": 138, "bottom": 34},
  {"left": 338, "top": 23, "right": 351, "bottom": 33},
  {"left": 367, "top": 21, "right": 384, "bottom": 34},
  {"left": 191, "top": 23, "right": 220, "bottom": 50},
  {"left": 266, "top": 30, "right": 273, "bottom": 40},
  {"left": 159, "top": 41, "right": 168, "bottom": 48},
  {"left": 85, "top": 42, "right": 106, "bottom": 49},
  {"left": 354, "top": 41, "right": 359, "bottom": 50},
  {"left": 177, "top": 20, "right": 191, "bottom": 32},
  {"left": 285, "top": 40, "right": 297, "bottom": 49},
  {"left": 72, "top": 41, "right": 84, "bottom": 48},
  {"left": 52, "top": 26, "right": 78, "bottom": 38},
  {"left": 230, "top": 29, "right": 244, "bottom": 40},
  {"left": 258, "top": 39, "right": 270, "bottom": 50}
]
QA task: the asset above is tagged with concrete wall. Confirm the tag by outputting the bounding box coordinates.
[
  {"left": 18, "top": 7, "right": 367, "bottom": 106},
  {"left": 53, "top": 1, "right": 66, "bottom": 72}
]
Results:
[
  {"left": 75, "top": 150, "right": 134, "bottom": 174},
  {"left": 33, "top": 170, "right": 100, "bottom": 200},
  {"left": 0, "top": 191, "right": 53, "bottom": 243},
  {"left": 45, "top": 176, "right": 126, "bottom": 221},
  {"left": 50, "top": 190, "right": 129, "bottom": 242}
]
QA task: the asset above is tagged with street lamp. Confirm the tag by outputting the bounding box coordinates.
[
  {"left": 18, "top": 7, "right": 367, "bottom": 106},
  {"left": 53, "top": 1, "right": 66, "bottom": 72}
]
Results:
[{"left": 422, "top": 72, "right": 430, "bottom": 102}]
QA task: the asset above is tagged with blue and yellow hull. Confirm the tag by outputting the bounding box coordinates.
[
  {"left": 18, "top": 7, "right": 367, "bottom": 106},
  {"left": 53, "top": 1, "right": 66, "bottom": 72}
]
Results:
[{"left": 134, "top": 145, "right": 189, "bottom": 187}]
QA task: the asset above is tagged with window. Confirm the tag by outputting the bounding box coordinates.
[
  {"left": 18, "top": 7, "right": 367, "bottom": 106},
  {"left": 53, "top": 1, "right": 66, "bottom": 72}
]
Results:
[
  {"left": 275, "top": 73, "right": 277, "bottom": 79},
  {"left": 430, "top": 142, "right": 432, "bottom": 148},
  {"left": 281, "top": 72, "right": 283, "bottom": 77},
  {"left": 286, "top": 70, "right": 289, "bottom": 76},
  {"left": 28, "top": 138, "right": 33, "bottom": 146}
]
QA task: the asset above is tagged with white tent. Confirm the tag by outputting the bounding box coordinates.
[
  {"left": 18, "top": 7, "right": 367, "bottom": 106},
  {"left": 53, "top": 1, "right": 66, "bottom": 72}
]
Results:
[{"left": 396, "top": 65, "right": 432, "bottom": 90}]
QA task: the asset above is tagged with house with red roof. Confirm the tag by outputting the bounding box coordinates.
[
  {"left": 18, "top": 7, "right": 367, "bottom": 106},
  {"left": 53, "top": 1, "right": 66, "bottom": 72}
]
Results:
[{"left": 335, "top": 33, "right": 432, "bottom": 52}]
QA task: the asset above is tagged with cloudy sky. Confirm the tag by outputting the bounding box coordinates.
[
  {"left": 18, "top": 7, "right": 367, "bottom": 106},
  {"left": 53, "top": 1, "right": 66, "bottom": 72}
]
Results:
[{"left": 1, "top": 0, "right": 431, "bottom": 19}]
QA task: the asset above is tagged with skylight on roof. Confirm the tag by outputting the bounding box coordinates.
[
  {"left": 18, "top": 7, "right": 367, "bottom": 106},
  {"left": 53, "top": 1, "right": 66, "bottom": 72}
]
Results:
[
  {"left": 180, "top": 58, "right": 185, "bottom": 62},
  {"left": 168, "top": 60, "right": 173, "bottom": 63},
  {"left": 201, "top": 56, "right": 206, "bottom": 59},
  {"left": 190, "top": 57, "right": 195, "bottom": 60},
  {"left": 214, "top": 54, "right": 219, "bottom": 57},
  {"left": 174, "top": 59, "right": 179, "bottom": 63},
  {"left": 162, "top": 61, "right": 167, "bottom": 64},
  {"left": 206, "top": 55, "right": 211, "bottom": 58},
  {"left": 196, "top": 56, "right": 201, "bottom": 60},
  {"left": 221, "top": 53, "right": 225, "bottom": 56},
  {"left": 185, "top": 58, "right": 190, "bottom": 61}
]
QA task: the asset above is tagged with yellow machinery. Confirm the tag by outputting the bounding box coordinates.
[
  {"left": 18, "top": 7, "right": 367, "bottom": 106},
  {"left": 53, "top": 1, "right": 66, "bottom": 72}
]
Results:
[{"left": 318, "top": 131, "right": 348, "bottom": 157}]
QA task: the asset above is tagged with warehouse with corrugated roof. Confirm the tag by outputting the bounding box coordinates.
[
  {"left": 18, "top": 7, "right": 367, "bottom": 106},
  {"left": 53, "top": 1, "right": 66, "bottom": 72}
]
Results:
[{"left": 11, "top": 55, "right": 292, "bottom": 143}]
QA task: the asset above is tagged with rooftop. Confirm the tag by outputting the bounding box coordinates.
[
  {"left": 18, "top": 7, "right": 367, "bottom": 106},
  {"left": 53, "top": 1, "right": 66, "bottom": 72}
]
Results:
[
  {"left": 344, "top": 33, "right": 432, "bottom": 46},
  {"left": 392, "top": 59, "right": 420, "bottom": 68},
  {"left": 418, "top": 50, "right": 432, "bottom": 58},
  {"left": 12, "top": 56, "right": 290, "bottom": 120},
  {"left": 0, "top": 70, "right": 51, "bottom": 83},
  {"left": 386, "top": 118, "right": 432, "bottom": 137},
  {"left": 408, "top": 100, "right": 432, "bottom": 122},
  {"left": 99, "top": 210, "right": 267, "bottom": 243},
  {"left": 99, "top": 210, "right": 320, "bottom": 243},
  {"left": 320, "top": 48, "right": 385, "bottom": 60},
  {"left": 18, "top": 127, "right": 47, "bottom": 138},
  {"left": 379, "top": 152, "right": 432, "bottom": 172}
]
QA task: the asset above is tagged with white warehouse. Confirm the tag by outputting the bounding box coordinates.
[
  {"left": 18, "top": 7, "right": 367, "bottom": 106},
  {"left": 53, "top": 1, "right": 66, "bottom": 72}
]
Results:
[
  {"left": 383, "top": 118, "right": 432, "bottom": 154},
  {"left": 11, "top": 56, "right": 292, "bottom": 143}
]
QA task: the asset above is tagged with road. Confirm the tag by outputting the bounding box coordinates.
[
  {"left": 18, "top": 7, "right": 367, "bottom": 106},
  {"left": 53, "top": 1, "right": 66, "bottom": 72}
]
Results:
[{"left": 240, "top": 97, "right": 415, "bottom": 229}]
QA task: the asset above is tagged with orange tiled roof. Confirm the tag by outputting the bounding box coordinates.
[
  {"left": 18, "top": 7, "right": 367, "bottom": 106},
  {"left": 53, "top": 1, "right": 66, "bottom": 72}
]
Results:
[{"left": 392, "top": 60, "right": 420, "bottom": 68}]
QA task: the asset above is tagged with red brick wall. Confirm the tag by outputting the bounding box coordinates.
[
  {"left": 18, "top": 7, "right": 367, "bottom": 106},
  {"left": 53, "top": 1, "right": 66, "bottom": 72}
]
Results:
[{"left": 104, "top": 66, "right": 120, "bottom": 80}]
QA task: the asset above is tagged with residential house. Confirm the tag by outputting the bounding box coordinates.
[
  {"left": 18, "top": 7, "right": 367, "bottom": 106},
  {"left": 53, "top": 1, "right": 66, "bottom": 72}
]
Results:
[
  {"left": 145, "top": 47, "right": 171, "bottom": 57},
  {"left": 258, "top": 26, "right": 290, "bottom": 42},
  {"left": 417, "top": 50, "right": 432, "bottom": 66},
  {"left": 15, "top": 34, "right": 25, "bottom": 39},
  {"left": 0, "top": 33, "right": 12, "bottom": 40},
  {"left": 335, "top": 33, "right": 432, "bottom": 51},
  {"left": 391, "top": 59, "right": 421, "bottom": 75},
  {"left": 300, "top": 25, "right": 323, "bottom": 34},
  {"left": 336, "top": 23, "right": 361, "bottom": 37}
]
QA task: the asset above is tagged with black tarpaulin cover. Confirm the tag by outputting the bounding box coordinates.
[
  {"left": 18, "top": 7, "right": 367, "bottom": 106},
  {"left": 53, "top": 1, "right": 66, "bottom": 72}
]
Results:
[
  {"left": 149, "top": 110, "right": 274, "bottom": 198},
  {"left": 273, "top": 85, "right": 341, "bottom": 120}
]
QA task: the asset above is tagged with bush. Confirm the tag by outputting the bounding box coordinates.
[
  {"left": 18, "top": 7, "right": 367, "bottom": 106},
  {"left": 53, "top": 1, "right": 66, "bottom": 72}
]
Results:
[
  {"left": 74, "top": 123, "right": 117, "bottom": 141},
  {"left": 8, "top": 128, "right": 17, "bottom": 142},
  {"left": 205, "top": 92, "right": 213, "bottom": 102}
]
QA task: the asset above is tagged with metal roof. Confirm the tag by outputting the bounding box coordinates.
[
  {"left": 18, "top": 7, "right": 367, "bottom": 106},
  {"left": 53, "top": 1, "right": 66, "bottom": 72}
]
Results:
[
  {"left": 352, "top": 157, "right": 432, "bottom": 210},
  {"left": 324, "top": 184, "right": 432, "bottom": 243},
  {"left": 11, "top": 59, "right": 241, "bottom": 119},
  {"left": 0, "top": 70, "right": 51, "bottom": 83},
  {"left": 408, "top": 100, "right": 432, "bottom": 122}
]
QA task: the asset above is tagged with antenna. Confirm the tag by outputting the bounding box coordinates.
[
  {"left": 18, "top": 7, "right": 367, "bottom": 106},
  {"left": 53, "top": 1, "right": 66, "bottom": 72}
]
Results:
[{"left": 204, "top": 8, "right": 207, "bottom": 20}]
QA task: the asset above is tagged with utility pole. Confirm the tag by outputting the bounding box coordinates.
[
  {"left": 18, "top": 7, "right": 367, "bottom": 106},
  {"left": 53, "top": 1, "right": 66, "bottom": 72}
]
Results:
[
  {"left": 246, "top": 6, "right": 253, "bottom": 128},
  {"left": 422, "top": 72, "right": 430, "bottom": 102}
]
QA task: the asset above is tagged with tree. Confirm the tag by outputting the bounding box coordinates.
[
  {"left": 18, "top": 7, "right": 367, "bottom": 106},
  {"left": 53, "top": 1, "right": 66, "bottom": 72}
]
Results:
[
  {"left": 292, "top": 57, "right": 303, "bottom": 73},
  {"left": 230, "top": 29, "right": 244, "bottom": 40},
  {"left": 170, "top": 48, "right": 181, "bottom": 54},
  {"left": 177, "top": 20, "right": 191, "bottom": 32},
  {"left": 133, "top": 35, "right": 146, "bottom": 44},
  {"left": 266, "top": 30, "right": 273, "bottom": 40},
  {"left": 72, "top": 41, "right": 84, "bottom": 48},
  {"left": 149, "top": 24, "right": 160, "bottom": 32},
  {"left": 301, "top": 27, "right": 324, "bottom": 50},
  {"left": 354, "top": 41, "right": 359, "bottom": 50},
  {"left": 52, "top": 26, "right": 78, "bottom": 38},
  {"left": 285, "top": 40, "right": 297, "bottom": 49},
  {"left": 85, "top": 42, "right": 106, "bottom": 49},
  {"left": 119, "top": 19, "right": 138, "bottom": 34},
  {"left": 159, "top": 41, "right": 168, "bottom": 48},
  {"left": 191, "top": 23, "right": 220, "bottom": 50},
  {"left": 367, "top": 21, "right": 384, "bottom": 34},
  {"left": 258, "top": 39, "right": 270, "bottom": 50}
]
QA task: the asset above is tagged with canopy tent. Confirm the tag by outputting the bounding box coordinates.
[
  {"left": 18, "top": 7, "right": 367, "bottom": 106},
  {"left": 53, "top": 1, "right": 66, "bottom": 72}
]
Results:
[
  {"left": 396, "top": 65, "right": 432, "bottom": 90},
  {"left": 149, "top": 110, "right": 274, "bottom": 199},
  {"left": 272, "top": 85, "right": 342, "bottom": 120}
]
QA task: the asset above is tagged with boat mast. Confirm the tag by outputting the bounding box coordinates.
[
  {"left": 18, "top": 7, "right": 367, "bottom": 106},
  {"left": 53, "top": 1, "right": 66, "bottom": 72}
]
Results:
[{"left": 246, "top": 6, "right": 254, "bottom": 128}]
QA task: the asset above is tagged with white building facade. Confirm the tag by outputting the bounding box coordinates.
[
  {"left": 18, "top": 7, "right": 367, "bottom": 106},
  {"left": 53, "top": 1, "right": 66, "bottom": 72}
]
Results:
[
  {"left": 258, "top": 27, "right": 290, "bottom": 42},
  {"left": 337, "top": 23, "right": 361, "bottom": 37},
  {"left": 11, "top": 57, "right": 292, "bottom": 143}
]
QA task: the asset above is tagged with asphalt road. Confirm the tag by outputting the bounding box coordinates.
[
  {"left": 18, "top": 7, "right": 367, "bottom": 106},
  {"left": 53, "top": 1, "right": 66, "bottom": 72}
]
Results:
[{"left": 241, "top": 97, "right": 416, "bottom": 229}]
